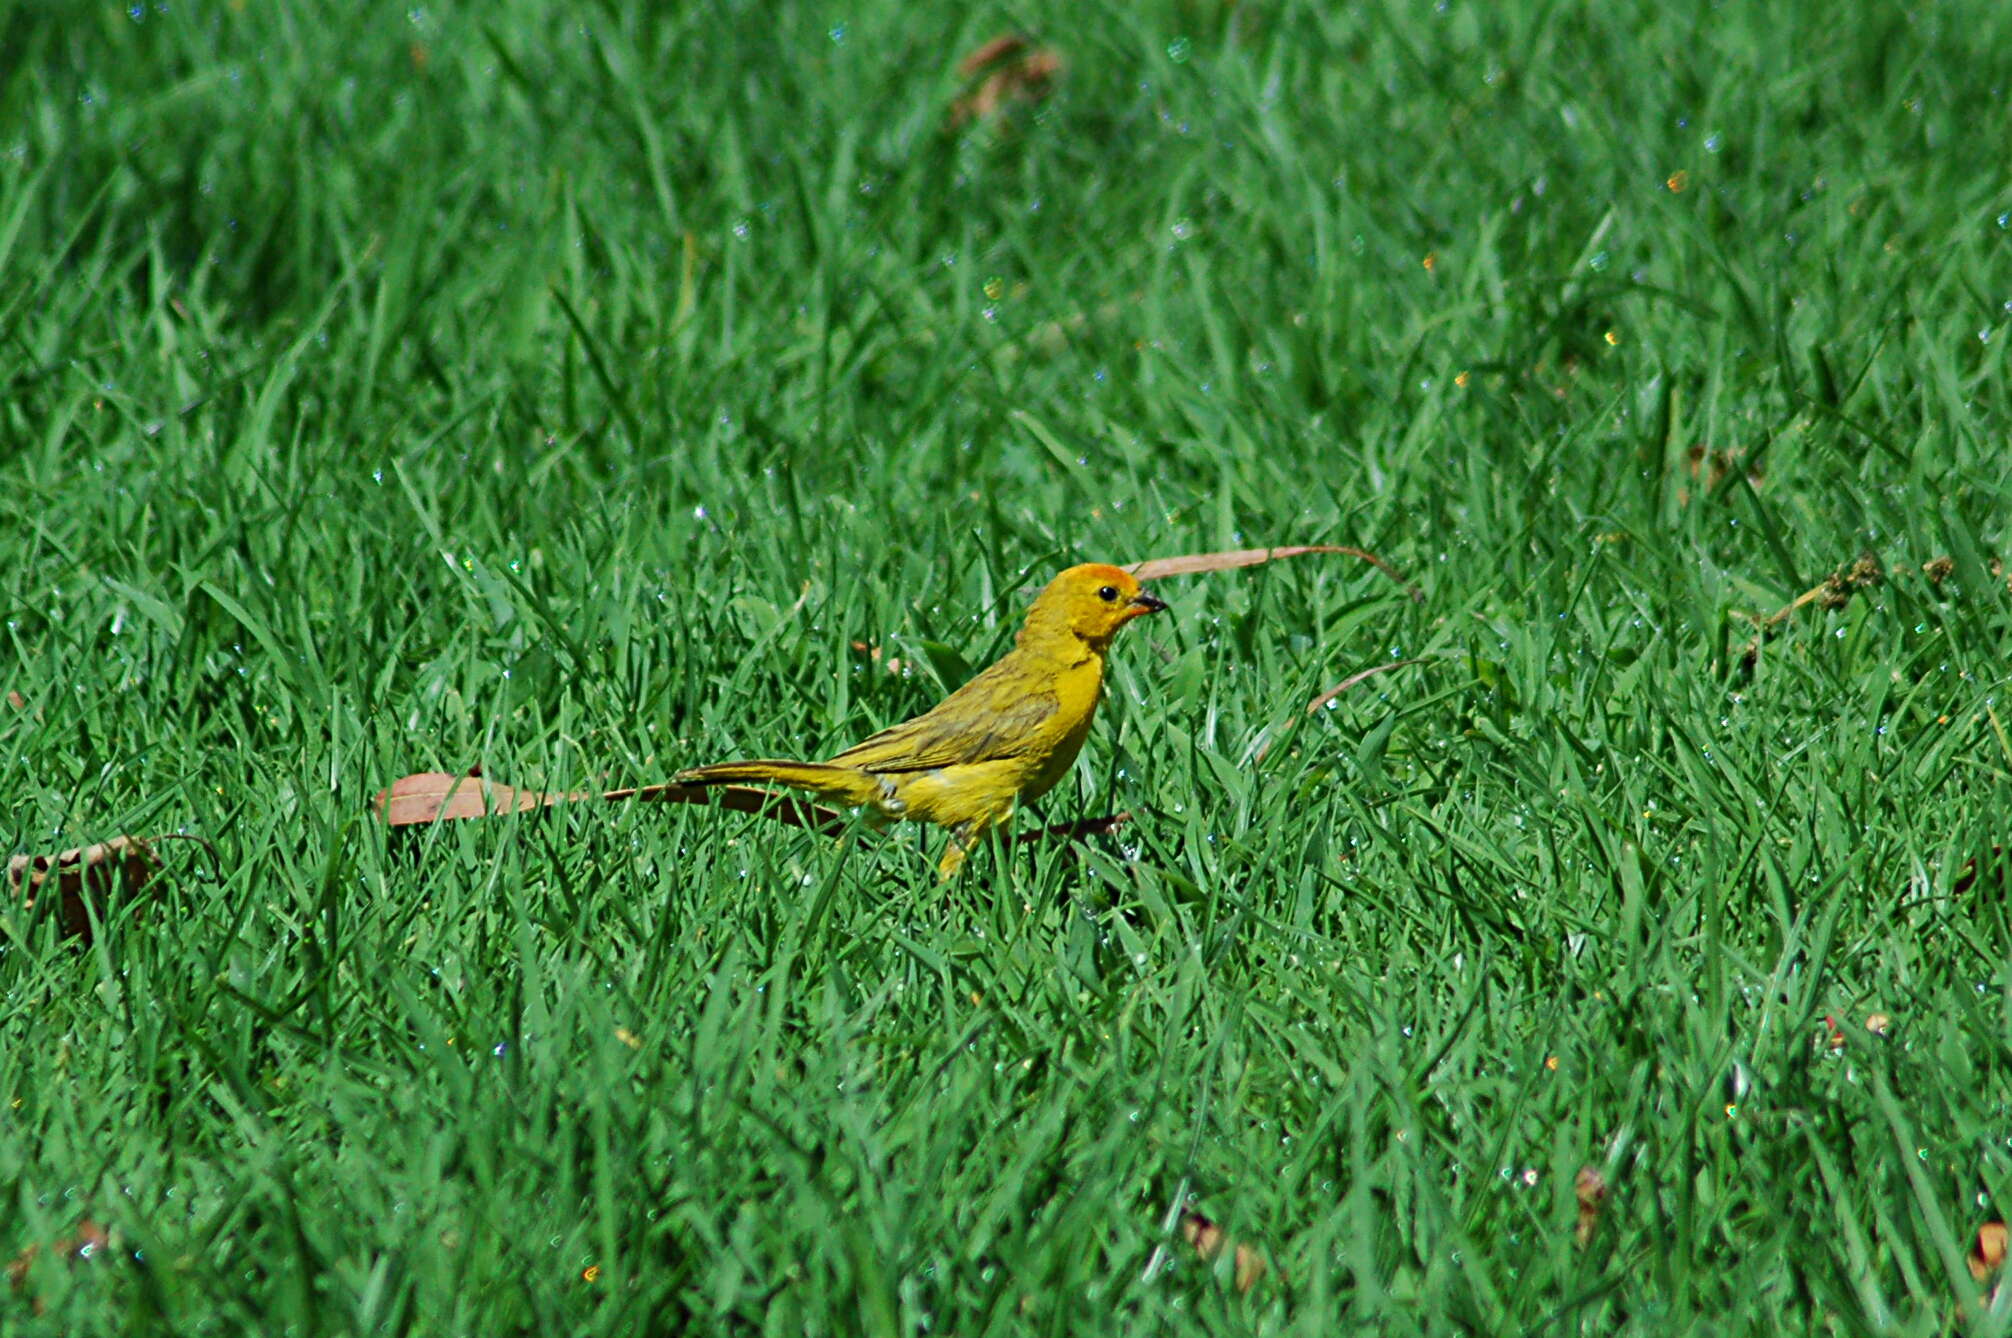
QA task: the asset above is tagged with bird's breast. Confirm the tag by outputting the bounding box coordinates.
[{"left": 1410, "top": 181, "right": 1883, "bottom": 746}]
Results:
[{"left": 1016, "top": 653, "right": 1104, "bottom": 802}]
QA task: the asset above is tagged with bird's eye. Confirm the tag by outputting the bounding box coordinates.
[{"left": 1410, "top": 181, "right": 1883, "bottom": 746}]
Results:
[{"left": 1097, "top": 585, "right": 1118, "bottom": 602}]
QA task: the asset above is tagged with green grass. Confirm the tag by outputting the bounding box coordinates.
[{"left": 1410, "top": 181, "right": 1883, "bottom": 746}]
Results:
[{"left": 5, "top": 0, "right": 2012, "bottom": 1331}]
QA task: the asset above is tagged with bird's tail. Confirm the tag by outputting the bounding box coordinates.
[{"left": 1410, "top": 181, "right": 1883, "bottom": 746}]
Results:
[{"left": 675, "top": 759, "right": 882, "bottom": 808}]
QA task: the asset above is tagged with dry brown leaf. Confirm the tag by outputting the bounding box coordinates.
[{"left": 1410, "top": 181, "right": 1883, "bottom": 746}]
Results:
[
  {"left": 1971, "top": 1221, "right": 2008, "bottom": 1283},
  {"left": 7, "top": 1217, "right": 110, "bottom": 1313},
  {"left": 848, "top": 641, "right": 904, "bottom": 675},
  {"left": 5, "top": 690, "right": 23, "bottom": 710},
  {"left": 373, "top": 769, "right": 588, "bottom": 823},
  {"left": 1920, "top": 553, "right": 2012, "bottom": 595},
  {"left": 1126, "top": 544, "right": 1421, "bottom": 600},
  {"left": 1179, "top": 1211, "right": 1266, "bottom": 1293},
  {"left": 948, "top": 33, "right": 1063, "bottom": 130},
  {"left": 1677, "top": 444, "right": 1763, "bottom": 502},
  {"left": 374, "top": 768, "right": 850, "bottom": 834},
  {"left": 1963, "top": 1218, "right": 2010, "bottom": 1323},
  {"left": 9, "top": 837, "right": 162, "bottom": 940},
  {"left": 1574, "top": 1167, "right": 1608, "bottom": 1248}
]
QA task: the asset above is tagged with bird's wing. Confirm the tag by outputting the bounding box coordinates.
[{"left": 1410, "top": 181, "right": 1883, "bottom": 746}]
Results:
[{"left": 830, "top": 659, "right": 1059, "bottom": 773}]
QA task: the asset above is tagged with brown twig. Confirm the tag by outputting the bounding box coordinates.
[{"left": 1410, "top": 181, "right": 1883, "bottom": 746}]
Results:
[
  {"left": 1735, "top": 554, "right": 1882, "bottom": 665},
  {"left": 1013, "top": 811, "right": 1131, "bottom": 846},
  {"left": 1306, "top": 659, "right": 1428, "bottom": 714},
  {"left": 618, "top": 782, "right": 852, "bottom": 835}
]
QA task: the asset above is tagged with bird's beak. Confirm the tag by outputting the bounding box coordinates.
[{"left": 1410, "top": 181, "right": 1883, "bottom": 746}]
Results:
[{"left": 1128, "top": 590, "right": 1169, "bottom": 615}]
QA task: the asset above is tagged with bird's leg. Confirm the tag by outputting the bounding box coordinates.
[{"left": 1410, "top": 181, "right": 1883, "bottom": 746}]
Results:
[{"left": 938, "top": 820, "right": 984, "bottom": 880}]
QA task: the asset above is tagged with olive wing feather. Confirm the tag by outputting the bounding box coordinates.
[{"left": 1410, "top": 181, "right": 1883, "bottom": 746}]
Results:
[{"left": 829, "top": 660, "right": 1059, "bottom": 773}]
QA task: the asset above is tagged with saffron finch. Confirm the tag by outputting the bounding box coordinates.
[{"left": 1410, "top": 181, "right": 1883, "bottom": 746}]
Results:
[{"left": 676, "top": 563, "right": 1168, "bottom": 876}]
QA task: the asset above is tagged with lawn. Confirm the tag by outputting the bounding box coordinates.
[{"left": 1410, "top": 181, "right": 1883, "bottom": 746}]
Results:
[{"left": 5, "top": 0, "right": 2012, "bottom": 1332}]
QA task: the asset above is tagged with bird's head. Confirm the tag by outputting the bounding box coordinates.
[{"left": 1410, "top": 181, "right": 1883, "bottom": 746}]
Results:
[{"left": 1020, "top": 562, "right": 1168, "bottom": 651}]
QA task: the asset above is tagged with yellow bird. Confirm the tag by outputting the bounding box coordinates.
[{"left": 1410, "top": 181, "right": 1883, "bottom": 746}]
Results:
[{"left": 676, "top": 563, "right": 1168, "bottom": 876}]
